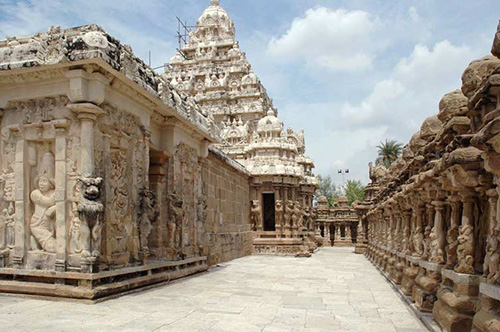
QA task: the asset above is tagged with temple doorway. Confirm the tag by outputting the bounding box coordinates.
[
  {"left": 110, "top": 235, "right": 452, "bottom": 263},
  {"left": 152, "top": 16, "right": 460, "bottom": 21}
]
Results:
[{"left": 262, "top": 193, "right": 276, "bottom": 231}]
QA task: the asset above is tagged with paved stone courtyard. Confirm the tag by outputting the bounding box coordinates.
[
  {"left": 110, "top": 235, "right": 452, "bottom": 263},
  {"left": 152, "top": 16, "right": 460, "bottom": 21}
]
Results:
[{"left": 0, "top": 247, "right": 427, "bottom": 332}]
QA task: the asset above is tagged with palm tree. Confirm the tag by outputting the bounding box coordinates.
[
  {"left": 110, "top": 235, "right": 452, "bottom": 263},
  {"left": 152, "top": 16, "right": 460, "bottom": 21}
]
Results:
[
  {"left": 345, "top": 180, "right": 365, "bottom": 206},
  {"left": 376, "top": 139, "right": 403, "bottom": 168}
]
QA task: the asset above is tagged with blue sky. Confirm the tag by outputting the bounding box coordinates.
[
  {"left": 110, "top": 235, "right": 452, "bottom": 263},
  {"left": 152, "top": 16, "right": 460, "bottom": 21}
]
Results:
[{"left": 1, "top": 0, "right": 499, "bottom": 184}]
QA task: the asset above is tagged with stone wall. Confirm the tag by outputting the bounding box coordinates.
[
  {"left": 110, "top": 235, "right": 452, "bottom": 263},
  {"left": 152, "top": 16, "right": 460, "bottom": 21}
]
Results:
[{"left": 201, "top": 148, "right": 253, "bottom": 265}]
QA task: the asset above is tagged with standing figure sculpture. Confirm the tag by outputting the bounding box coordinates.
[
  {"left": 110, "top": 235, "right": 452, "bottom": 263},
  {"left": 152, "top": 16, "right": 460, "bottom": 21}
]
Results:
[
  {"left": 295, "top": 202, "right": 303, "bottom": 230},
  {"left": 139, "top": 189, "right": 159, "bottom": 262},
  {"left": 250, "top": 200, "right": 262, "bottom": 231},
  {"left": 3, "top": 203, "right": 14, "bottom": 249},
  {"left": 303, "top": 207, "right": 311, "bottom": 231},
  {"left": 168, "top": 193, "right": 184, "bottom": 251},
  {"left": 413, "top": 226, "right": 424, "bottom": 257},
  {"left": 30, "top": 152, "right": 56, "bottom": 253}
]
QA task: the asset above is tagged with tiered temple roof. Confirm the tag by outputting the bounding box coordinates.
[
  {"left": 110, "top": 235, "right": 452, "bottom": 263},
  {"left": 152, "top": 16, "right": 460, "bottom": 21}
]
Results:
[{"left": 163, "top": 0, "right": 317, "bottom": 187}]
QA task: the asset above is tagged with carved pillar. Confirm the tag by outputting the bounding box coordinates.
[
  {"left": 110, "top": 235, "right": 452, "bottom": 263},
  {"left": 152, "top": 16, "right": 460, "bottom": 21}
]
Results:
[
  {"left": 395, "top": 211, "right": 401, "bottom": 251},
  {"left": 67, "top": 103, "right": 104, "bottom": 177},
  {"left": 54, "top": 121, "right": 69, "bottom": 271},
  {"left": 445, "top": 195, "right": 460, "bottom": 270},
  {"left": 430, "top": 200, "right": 446, "bottom": 264},
  {"left": 402, "top": 211, "right": 412, "bottom": 255},
  {"left": 387, "top": 208, "right": 394, "bottom": 248},
  {"left": 149, "top": 150, "right": 169, "bottom": 259},
  {"left": 12, "top": 128, "right": 26, "bottom": 268},
  {"left": 274, "top": 186, "right": 282, "bottom": 236}
]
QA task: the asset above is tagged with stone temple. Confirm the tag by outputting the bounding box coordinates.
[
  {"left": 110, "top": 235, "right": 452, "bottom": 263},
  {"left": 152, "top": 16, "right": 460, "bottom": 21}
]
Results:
[
  {"left": 1, "top": 1, "right": 500, "bottom": 332},
  {"left": 164, "top": 0, "right": 318, "bottom": 255},
  {"left": 0, "top": 0, "right": 320, "bottom": 300}
]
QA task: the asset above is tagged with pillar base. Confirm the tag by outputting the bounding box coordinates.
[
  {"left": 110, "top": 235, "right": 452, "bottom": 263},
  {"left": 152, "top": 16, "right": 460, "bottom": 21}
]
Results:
[
  {"left": 354, "top": 243, "right": 366, "bottom": 254},
  {"left": 433, "top": 269, "right": 479, "bottom": 332},
  {"left": 413, "top": 260, "right": 443, "bottom": 312},
  {"left": 472, "top": 282, "right": 500, "bottom": 332},
  {"left": 402, "top": 255, "right": 420, "bottom": 297}
]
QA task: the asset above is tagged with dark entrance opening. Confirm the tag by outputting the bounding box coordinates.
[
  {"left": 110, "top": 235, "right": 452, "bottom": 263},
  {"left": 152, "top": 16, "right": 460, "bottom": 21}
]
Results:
[
  {"left": 262, "top": 193, "right": 276, "bottom": 231},
  {"left": 329, "top": 224, "right": 335, "bottom": 245}
]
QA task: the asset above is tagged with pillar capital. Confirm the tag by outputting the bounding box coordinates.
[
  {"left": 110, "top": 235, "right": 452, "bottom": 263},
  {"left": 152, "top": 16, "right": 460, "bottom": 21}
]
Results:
[
  {"left": 431, "top": 200, "right": 446, "bottom": 209},
  {"left": 67, "top": 103, "right": 104, "bottom": 122}
]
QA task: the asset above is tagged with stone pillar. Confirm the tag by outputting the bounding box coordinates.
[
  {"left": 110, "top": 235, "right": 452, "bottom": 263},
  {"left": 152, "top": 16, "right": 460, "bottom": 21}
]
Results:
[
  {"left": 12, "top": 128, "right": 26, "bottom": 268},
  {"left": 54, "top": 121, "right": 69, "bottom": 271},
  {"left": 67, "top": 103, "right": 104, "bottom": 177},
  {"left": 274, "top": 186, "right": 282, "bottom": 237},
  {"left": 402, "top": 211, "right": 412, "bottom": 255},
  {"left": 149, "top": 150, "right": 169, "bottom": 259},
  {"left": 430, "top": 200, "right": 446, "bottom": 264}
]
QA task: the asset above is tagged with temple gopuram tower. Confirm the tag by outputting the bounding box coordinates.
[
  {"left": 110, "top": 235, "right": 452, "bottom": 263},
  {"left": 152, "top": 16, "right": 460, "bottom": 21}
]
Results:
[{"left": 164, "top": 0, "right": 319, "bottom": 255}]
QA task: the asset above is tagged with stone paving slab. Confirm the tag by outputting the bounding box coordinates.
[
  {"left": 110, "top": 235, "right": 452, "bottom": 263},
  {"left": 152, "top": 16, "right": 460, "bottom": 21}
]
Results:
[{"left": 0, "top": 247, "right": 428, "bottom": 332}]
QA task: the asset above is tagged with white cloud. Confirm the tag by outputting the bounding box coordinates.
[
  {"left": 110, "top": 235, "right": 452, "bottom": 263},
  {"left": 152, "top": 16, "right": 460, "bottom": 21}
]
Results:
[
  {"left": 339, "top": 40, "right": 477, "bottom": 138},
  {"left": 267, "top": 7, "right": 379, "bottom": 72}
]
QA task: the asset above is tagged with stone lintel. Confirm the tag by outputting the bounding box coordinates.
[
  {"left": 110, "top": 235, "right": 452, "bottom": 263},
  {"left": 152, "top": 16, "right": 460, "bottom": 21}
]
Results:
[
  {"left": 442, "top": 268, "right": 481, "bottom": 285},
  {"left": 480, "top": 282, "right": 500, "bottom": 301},
  {"left": 419, "top": 260, "right": 443, "bottom": 272}
]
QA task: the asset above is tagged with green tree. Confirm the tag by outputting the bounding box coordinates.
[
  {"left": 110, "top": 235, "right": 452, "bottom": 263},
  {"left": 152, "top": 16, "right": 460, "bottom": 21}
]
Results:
[
  {"left": 376, "top": 139, "right": 403, "bottom": 168},
  {"left": 315, "top": 174, "right": 341, "bottom": 207},
  {"left": 344, "top": 180, "right": 365, "bottom": 206}
]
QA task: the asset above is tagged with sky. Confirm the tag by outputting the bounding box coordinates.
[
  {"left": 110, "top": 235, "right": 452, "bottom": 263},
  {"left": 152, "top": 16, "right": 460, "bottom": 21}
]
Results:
[{"left": 1, "top": 0, "right": 499, "bottom": 185}]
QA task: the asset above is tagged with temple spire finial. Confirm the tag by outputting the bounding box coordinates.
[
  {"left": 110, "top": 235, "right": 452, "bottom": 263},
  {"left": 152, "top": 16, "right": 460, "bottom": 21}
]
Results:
[{"left": 210, "top": 0, "right": 219, "bottom": 6}]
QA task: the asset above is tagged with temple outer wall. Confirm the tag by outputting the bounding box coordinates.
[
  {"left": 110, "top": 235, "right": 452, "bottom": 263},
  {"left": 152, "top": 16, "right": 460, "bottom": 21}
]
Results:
[{"left": 202, "top": 148, "right": 253, "bottom": 266}]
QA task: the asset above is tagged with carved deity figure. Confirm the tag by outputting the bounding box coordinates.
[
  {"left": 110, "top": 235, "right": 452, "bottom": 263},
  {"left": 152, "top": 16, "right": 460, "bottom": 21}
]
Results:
[
  {"left": 455, "top": 224, "right": 475, "bottom": 274},
  {"left": 30, "top": 152, "right": 56, "bottom": 253},
  {"left": 413, "top": 226, "right": 424, "bottom": 257},
  {"left": 484, "top": 229, "right": 500, "bottom": 283},
  {"left": 295, "top": 202, "right": 303, "bottom": 229},
  {"left": 429, "top": 227, "right": 445, "bottom": 264},
  {"left": 139, "top": 190, "right": 159, "bottom": 260},
  {"left": 303, "top": 207, "right": 311, "bottom": 231},
  {"left": 77, "top": 176, "right": 104, "bottom": 258},
  {"left": 445, "top": 225, "right": 459, "bottom": 269},
  {"left": 275, "top": 200, "right": 283, "bottom": 230},
  {"left": 1, "top": 203, "right": 14, "bottom": 249},
  {"left": 250, "top": 200, "right": 261, "bottom": 231},
  {"left": 168, "top": 193, "right": 184, "bottom": 249}
]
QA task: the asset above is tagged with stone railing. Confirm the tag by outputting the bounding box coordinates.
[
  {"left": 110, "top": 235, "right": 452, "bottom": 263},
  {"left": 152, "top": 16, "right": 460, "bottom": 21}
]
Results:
[{"left": 358, "top": 23, "right": 500, "bottom": 332}]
